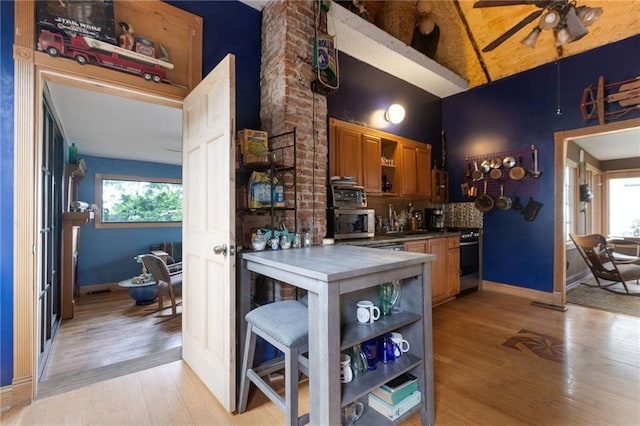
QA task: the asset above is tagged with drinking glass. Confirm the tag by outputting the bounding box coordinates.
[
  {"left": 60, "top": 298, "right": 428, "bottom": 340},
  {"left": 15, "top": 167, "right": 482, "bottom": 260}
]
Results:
[
  {"left": 377, "top": 281, "right": 400, "bottom": 316},
  {"left": 350, "top": 344, "right": 368, "bottom": 378}
]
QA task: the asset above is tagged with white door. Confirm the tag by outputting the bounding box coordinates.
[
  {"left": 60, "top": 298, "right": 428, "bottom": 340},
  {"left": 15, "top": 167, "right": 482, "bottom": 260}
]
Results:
[{"left": 182, "top": 54, "right": 236, "bottom": 411}]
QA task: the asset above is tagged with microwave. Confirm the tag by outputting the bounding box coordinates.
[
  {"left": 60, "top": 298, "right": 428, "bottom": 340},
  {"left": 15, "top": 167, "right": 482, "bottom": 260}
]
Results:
[{"left": 329, "top": 208, "right": 375, "bottom": 240}]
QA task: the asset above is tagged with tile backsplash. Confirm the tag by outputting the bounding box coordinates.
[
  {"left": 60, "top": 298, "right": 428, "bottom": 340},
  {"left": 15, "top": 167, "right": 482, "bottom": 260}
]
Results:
[{"left": 444, "top": 202, "right": 483, "bottom": 229}]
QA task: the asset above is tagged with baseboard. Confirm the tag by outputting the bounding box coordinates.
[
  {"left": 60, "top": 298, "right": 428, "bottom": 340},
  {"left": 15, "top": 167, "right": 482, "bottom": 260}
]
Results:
[
  {"left": 9, "top": 375, "right": 32, "bottom": 407},
  {"left": 79, "top": 282, "right": 126, "bottom": 295},
  {"left": 566, "top": 270, "right": 592, "bottom": 291},
  {"left": 482, "top": 280, "right": 556, "bottom": 305},
  {"left": 0, "top": 384, "right": 11, "bottom": 412}
]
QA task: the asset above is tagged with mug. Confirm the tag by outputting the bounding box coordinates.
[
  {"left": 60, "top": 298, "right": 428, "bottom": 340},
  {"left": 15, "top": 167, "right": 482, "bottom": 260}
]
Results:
[
  {"left": 356, "top": 300, "right": 380, "bottom": 325},
  {"left": 340, "top": 353, "right": 353, "bottom": 383},
  {"left": 390, "top": 332, "right": 410, "bottom": 356},
  {"left": 341, "top": 400, "right": 364, "bottom": 426}
]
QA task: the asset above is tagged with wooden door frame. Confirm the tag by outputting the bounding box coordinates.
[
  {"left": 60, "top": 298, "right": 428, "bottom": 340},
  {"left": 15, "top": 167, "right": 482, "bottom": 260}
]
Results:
[
  {"left": 552, "top": 117, "right": 640, "bottom": 307},
  {"left": 12, "top": 2, "right": 183, "bottom": 405}
]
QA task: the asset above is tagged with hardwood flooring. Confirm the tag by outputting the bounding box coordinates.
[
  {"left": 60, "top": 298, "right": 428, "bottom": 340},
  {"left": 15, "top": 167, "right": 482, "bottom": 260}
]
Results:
[
  {"left": 4, "top": 290, "right": 639, "bottom": 425},
  {"left": 38, "top": 289, "right": 182, "bottom": 397}
]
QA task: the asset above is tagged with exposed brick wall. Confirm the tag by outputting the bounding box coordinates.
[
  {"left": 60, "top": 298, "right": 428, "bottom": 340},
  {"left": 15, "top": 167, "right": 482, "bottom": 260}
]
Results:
[{"left": 261, "top": 0, "right": 328, "bottom": 246}]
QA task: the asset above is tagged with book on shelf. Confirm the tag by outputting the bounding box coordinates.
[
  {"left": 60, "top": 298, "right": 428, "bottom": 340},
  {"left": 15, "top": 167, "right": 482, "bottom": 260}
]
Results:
[
  {"left": 369, "top": 372, "right": 418, "bottom": 406},
  {"left": 368, "top": 390, "right": 422, "bottom": 421}
]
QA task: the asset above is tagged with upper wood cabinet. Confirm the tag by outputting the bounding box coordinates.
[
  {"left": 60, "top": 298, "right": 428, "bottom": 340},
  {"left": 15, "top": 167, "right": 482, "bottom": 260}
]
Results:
[
  {"left": 362, "top": 133, "right": 382, "bottom": 193},
  {"left": 400, "top": 141, "right": 432, "bottom": 197},
  {"left": 329, "top": 118, "right": 432, "bottom": 199}
]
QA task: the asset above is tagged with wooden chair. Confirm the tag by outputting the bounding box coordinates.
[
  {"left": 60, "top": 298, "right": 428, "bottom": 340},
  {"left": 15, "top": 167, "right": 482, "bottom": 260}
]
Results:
[
  {"left": 141, "top": 254, "right": 183, "bottom": 317},
  {"left": 570, "top": 233, "right": 640, "bottom": 295}
]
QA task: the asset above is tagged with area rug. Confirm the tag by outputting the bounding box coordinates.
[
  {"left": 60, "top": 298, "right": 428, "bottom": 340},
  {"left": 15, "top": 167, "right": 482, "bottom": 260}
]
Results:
[{"left": 567, "top": 281, "right": 640, "bottom": 318}]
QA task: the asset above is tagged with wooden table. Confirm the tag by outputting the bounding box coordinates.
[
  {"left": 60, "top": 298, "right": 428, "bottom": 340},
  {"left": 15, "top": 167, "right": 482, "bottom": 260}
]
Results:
[{"left": 240, "top": 245, "right": 435, "bottom": 425}]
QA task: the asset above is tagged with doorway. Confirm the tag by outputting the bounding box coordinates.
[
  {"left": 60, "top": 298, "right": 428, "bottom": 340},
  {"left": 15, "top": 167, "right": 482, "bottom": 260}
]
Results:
[
  {"left": 36, "top": 74, "right": 184, "bottom": 397},
  {"left": 553, "top": 117, "right": 640, "bottom": 306}
]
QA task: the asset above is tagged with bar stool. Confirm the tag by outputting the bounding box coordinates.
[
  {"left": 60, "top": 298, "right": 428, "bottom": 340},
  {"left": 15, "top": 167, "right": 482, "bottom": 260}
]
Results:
[{"left": 238, "top": 300, "right": 309, "bottom": 426}]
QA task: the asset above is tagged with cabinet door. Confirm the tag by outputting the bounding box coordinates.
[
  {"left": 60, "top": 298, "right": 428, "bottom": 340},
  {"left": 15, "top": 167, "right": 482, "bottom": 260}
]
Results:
[
  {"left": 416, "top": 146, "right": 432, "bottom": 197},
  {"left": 446, "top": 237, "right": 460, "bottom": 297},
  {"left": 427, "top": 238, "right": 449, "bottom": 305},
  {"left": 404, "top": 239, "right": 428, "bottom": 253},
  {"left": 362, "top": 134, "right": 381, "bottom": 193},
  {"left": 335, "top": 127, "right": 363, "bottom": 184},
  {"left": 400, "top": 144, "right": 418, "bottom": 196}
]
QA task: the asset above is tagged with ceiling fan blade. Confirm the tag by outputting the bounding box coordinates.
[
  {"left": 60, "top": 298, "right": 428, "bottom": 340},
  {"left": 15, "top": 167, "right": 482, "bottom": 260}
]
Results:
[
  {"left": 474, "top": 1, "right": 551, "bottom": 8},
  {"left": 482, "top": 10, "right": 543, "bottom": 52}
]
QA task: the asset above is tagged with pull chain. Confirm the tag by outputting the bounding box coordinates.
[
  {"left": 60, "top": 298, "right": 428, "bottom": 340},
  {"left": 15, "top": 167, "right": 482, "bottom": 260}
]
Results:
[{"left": 556, "top": 59, "right": 562, "bottom": 116}]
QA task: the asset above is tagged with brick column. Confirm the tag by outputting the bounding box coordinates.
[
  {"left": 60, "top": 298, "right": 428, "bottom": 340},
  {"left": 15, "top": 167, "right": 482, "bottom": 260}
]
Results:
[{"left": 261, "top": 0, "right": 328, "bottom": 245}]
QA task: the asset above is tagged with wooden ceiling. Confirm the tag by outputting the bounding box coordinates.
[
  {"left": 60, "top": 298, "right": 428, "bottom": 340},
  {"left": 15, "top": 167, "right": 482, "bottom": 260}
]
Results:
[{"left": 361, "top": 0, "right": 640, "bottom": 89}]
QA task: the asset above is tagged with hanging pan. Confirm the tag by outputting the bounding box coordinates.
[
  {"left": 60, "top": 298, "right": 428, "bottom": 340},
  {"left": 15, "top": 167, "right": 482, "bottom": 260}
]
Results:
[
  {"left": 509, "top": 155, "right": 526, "bottom": 181},
  {"left": 471, "top": 161, "right": 483, "bottom": 181},
  {"left": 474, "top": 181, "right": 494, "bottom": 213},
  {"left": 494, "top": 184, "right": 512, "bottom": 211}
]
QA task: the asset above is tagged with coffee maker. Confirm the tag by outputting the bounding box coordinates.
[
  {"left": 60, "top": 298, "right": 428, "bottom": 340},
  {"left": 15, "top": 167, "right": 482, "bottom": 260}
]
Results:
[{"left": 424, "top": 208, "right": 445, "bottom": 231}]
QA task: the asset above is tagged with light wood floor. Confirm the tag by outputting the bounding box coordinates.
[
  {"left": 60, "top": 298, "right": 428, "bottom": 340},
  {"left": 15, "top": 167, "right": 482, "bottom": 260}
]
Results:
[
  {"left": 3, "top": 290, "right": 639, "bottom": 425},
  {"left": 38, "top": 289, "right": 182, "bottom": 396}
]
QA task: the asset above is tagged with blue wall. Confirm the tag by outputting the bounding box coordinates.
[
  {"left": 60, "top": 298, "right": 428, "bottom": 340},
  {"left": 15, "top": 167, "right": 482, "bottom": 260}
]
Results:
[
  {"left": 0, "top": 0, "right": 261, "bottom": 388},
  {"left": 328, "top": 53, "right": 443, "bottom": 163},
  {"left": 443, "top": 35, "right": 640, "bottom": 291},
  {"left": 167, "top": 0, "right": 262, "bottom": 130},
  {"left": 76, "top": 156, "right": 182, "bottom": 286},
  {"left": 0, "top": 0, "right": 15, "bottom": 388}
]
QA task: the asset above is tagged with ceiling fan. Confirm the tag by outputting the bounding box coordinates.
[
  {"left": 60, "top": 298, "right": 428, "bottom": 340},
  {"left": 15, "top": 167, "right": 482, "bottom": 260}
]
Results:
[{"left": 474, "top": 0, "right": 603, "bottom": 52}]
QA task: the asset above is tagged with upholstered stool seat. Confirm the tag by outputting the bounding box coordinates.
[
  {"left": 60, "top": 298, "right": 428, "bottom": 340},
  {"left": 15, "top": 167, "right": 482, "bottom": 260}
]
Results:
[{"left": 238, "top": 300, "right": 309, "bottom": 426}]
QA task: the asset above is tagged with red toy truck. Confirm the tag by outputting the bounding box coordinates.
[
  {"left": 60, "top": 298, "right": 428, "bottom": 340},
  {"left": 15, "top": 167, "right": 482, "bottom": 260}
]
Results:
[{"left": 38, "top": 29, "right": 173, "bottom": 83}]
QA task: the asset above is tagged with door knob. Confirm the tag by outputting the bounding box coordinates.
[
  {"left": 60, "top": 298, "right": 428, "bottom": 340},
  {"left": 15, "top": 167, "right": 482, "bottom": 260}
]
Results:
[{"left": 213, "top": 244, "right": 235, "bottom": 256}]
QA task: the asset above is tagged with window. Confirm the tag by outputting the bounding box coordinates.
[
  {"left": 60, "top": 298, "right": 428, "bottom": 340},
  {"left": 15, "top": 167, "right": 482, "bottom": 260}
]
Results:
[
  {"left": 96, "top": 174, "right": 182, "bottom": 228},
  {"left": 607, "top": 172, "right": 640, "bottom": 237}
]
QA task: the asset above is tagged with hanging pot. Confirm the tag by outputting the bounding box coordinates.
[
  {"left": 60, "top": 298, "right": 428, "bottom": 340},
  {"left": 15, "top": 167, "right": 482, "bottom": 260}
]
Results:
[
  {"left": 474, "top": 181, "right": 494, "bottom": 212},
  {"left": 494, "top": 184, "right": 512, "bottom": 211},
  {"left": 490, "top": 158, "right": 502, "bottom": 169},
  {"left": 471, "top": 161, "right": 483, "bottom": 181},
  {"left": 480, "top": 159, "right": 491, "bottom": 174},
  {"left": 503, "top": 156, "right": 516, "bottom": 169},
  {"left": 509, "top": 155, "right": 526, "bottom": 181}
]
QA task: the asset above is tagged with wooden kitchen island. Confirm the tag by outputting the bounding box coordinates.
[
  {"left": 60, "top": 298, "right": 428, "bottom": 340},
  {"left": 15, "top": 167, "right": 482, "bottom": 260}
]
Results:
[{"left": 239, "top": 245, "right": 435, "bottom": 425}]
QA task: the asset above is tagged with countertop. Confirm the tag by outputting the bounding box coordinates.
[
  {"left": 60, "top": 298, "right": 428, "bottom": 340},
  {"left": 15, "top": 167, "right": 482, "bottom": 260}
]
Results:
[
  {"left": 241, "top": 244, "right": 435, "bottom": 282},
  {"left": 340, "top": 230, "right": 461, "bottom": 247}
]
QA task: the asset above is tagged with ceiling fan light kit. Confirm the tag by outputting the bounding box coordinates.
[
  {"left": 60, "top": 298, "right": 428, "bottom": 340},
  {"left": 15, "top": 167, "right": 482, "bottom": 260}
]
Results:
[{"left": 474, "top": 0, "right": 603, "bottom": 52}]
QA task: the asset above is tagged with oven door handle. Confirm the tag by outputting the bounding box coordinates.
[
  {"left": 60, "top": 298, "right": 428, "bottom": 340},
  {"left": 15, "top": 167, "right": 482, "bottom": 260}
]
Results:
[{"left": 460, "top": 241, "right": 479, "bottom": 246}]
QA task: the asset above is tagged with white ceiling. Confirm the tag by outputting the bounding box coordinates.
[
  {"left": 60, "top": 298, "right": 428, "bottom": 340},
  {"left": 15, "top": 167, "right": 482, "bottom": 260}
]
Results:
[
  {"left": 572, "top": 127, "right": 640, "bottom": 161},
  {"left": 46, "top": 81, "right": 182, "bottom": 165}
]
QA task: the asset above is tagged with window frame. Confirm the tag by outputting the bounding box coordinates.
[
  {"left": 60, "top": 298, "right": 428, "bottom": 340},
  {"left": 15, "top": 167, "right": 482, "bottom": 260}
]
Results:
[{"left": 95, "top": 173, "right": 182, "bottom": 229}]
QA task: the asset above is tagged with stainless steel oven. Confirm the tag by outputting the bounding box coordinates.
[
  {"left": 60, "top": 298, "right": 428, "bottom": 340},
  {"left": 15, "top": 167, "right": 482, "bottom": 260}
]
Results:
[{"left": 458, "top": 228, "right": 480, "bottom": 294}]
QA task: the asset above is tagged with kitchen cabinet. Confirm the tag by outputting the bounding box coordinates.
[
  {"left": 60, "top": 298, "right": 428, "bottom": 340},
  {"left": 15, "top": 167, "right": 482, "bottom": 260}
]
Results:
[
  {"left": 404, "top": 236, "right": 459, "bottom": 306},
  {"left": 330, "top": 118, "right": 431, "bottom": 199},
  {"left": 400, "top": 142, "right": 432, "bottom": 197},
  {"left": 332, "top": 124, "right": 381, "bottom": 193}
]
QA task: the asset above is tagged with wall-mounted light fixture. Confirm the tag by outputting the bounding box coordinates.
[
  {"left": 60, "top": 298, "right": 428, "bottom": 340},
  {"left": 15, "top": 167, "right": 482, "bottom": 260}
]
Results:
[{"left": 385, "top": 104, "right": 405, "bottom": 124}]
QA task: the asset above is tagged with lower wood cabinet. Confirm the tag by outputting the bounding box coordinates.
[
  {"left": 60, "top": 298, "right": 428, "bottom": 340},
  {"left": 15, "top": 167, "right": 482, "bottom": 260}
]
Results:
[{"left": 404, "top": 236, "right": 460, "bottom": 306}]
